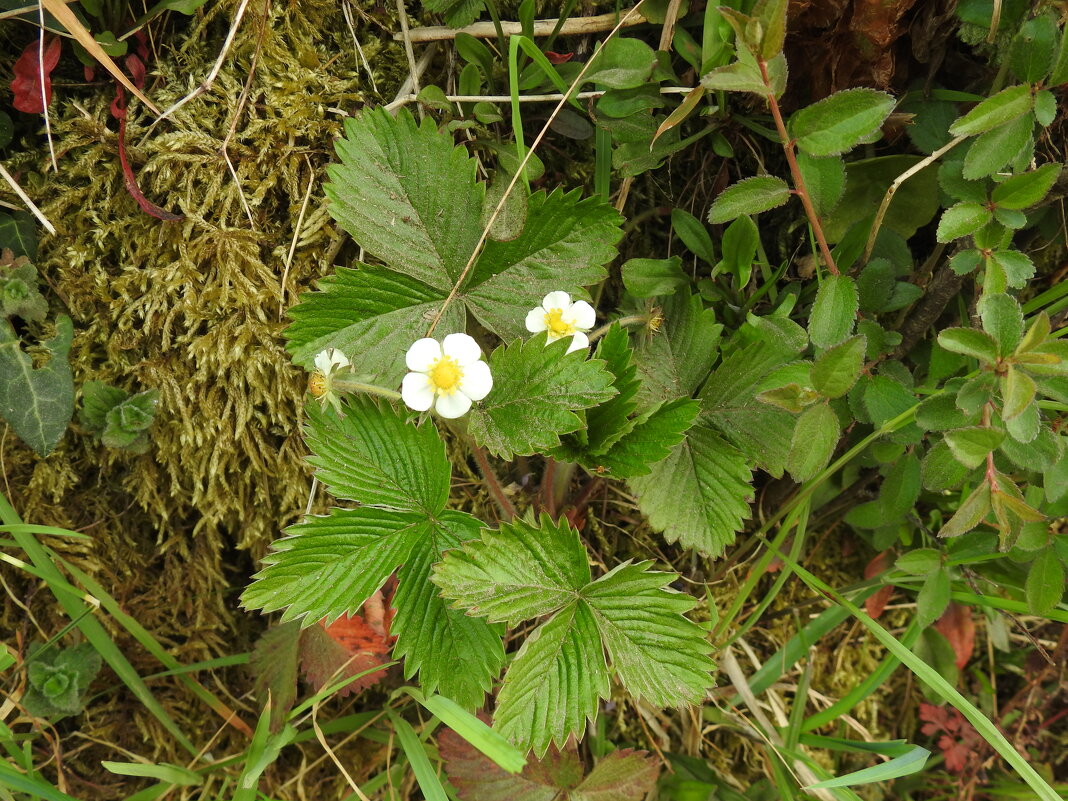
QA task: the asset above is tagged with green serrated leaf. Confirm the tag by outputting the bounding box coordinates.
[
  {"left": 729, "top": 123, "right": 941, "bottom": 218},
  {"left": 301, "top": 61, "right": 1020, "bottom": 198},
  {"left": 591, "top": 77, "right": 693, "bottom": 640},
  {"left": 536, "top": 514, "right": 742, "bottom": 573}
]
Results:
[
  {"left": 962, "top": 114, "right": 1034, "bottom": 180},
  {"left": 621, "top": 257, "right": 688, "bottom": 299},
  {"left": 434, "top": 515, "right": 590, "bottom": 626},
  {"left": 392, "top": 511, "right": 505, "bottom": 708},
  {"left": 916, "top": 394, "right": 980, "bottom": 432},
  {"left": 916, "top": 569, "right": 951, "bottom": 629},
  {"left": 326, "top": 108, "right": 484, "bottom": 290},
  {"left": 700, "top": 60, "right": 767, "bottom": 95},
  {"left": 938, "top": 481, "right": 991, "bottom": 539},
  {"left": 633, "top": 292, "right": 721, "bottom": 407},
  {"left": 949, "top": 85, "right": 1034, "bottom": 137},
  {"left": 810, "top": 335, "right": 865, "bottom": 398},
  {"left": 1025, "top": 548, "right": 1064, "bottom": 615},
  {"left": 584, "top": 561, "right": 714, "bottom": 707},
  {"left": 936, "top": 202, "right": 993, "bottom": 242},
  {"left": 944, "top": 427, "right": 1004, "bottom": 469},
  {"left": 495, "top": 601, "right": 610, "bottom": 756},
  {"left": 468, "top": 335, "right": 617, "bottom": 459},
  {"left": 809, "top": 274, "right": 858, "bottom": 349},
  {"left": 708, "top": 176, "right": 792, "bottom": 223},
  {"left": 285, "top": 265, "right": 464, "bottom": 381},
  {"left": 990, "top": 163, "right": 1061, "bottom": 210},
  {"left": 986, "top": 250, "right": 1035, "bottom": 289},
  {"left": 1001, "top": 365, "right": 1036, "bottom": 421},
  {"left": 979, "top": 292, "right": 1023, "bottom": 356},
  {"left": 790, "top": 88, "right": 896, "bottom": 157},
  {"left": 0, "top": 315, "right": 75, "bottom": 457},
  {"left": 787, "top": 403, "right": 840, "bottom": 482},
  {"left": 630, "top": 422, "right": 753, "bottom": 556},
  {"left": 591, "top": 397, "right": 699, "bottom": 478},
  {"left": 243, "top": 507, "right": 429, "bottom": 624},
  {"left": 1008, "top": 13, "right": 1057, "bottom": 83},
  {"left": 79, "top": 381, "right": 129, "bottom": 434},
  {"left": 937, "top": 328, "right": 998, "bottom": 363},
  {"left": 304, "top": 397, "right": 449, "bottom": 513},
  {"left": 796, "top": 153, "right": 846, "bottom": 216}
]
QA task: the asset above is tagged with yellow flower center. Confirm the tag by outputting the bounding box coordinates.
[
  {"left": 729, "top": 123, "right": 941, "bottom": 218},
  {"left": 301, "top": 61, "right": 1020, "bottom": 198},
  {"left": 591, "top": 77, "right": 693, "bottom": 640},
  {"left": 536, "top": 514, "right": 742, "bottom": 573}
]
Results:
[
  {"left": 308, "top": 372, "right": 328, "bottom": 398},
  {"left": 544, "top": 308, "right": 574, "bottom": 337},
  {"left": 429, "top": 357, "right": 463, "bottom": 395}
]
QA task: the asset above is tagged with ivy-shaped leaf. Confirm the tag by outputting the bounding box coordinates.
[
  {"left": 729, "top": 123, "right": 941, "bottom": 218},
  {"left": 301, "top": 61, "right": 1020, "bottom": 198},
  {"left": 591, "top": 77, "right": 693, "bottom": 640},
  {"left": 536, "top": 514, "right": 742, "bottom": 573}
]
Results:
[{"left": 0, "top": 315, "right": 74, "bottom": 456}]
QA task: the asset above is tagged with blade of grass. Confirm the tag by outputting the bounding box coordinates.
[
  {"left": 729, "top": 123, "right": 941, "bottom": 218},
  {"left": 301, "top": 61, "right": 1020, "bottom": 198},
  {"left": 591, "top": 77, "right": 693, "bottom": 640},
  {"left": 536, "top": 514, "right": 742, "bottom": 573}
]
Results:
[
  {"left": 397, "top": 687, "right": 527, "bottom": 774},
  {"left": 0, "top": 761, "right": 79, "bottom": 801},
  {"left": 234, "top": 701, "right": 296, "bottom": 801},
  {"left": 805, "top": 745, "right": 930, "bottom": 790},
  {"left": 387, "top": 711, "right": 448, "bottom": 801},
  {"left": 49, "top": 549, "right": 254, "bottom": 737},
  {"left": 0, "top": 493, "right": 198, "bottom": 756},
  {"left": 101, "top": 761, "right": 202, "bottom": 786}
]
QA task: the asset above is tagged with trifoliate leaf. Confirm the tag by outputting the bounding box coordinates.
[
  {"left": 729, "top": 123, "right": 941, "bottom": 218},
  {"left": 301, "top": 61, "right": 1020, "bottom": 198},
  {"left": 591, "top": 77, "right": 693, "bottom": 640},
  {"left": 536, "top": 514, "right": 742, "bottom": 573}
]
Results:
[
  {"left": 632, "top": 292, "right": 722, "bottom": 407},
  {"left": 433, "top": 516, "right": 591, "bottom": 626},
  {"left": 630, "top": 422, "right": 753, "bottom": 556},
  {"left": 495, "top": 601, "right": 610, "bottom": 756},
  {"left": 326, "top": 107, "right": 483, "bottom": 291},
  {"left": 305, "top": 397, "right": 450, "bottom": 514},
  {"left": 583, "top": 561, "right": 714, "bottom": 707},
  {"left": 708, "top": 176, "right": 792, "bottom": 223},
  {"left": 591, "top": 398, "right": 699, "bottom": 479},
  {"left": 468, "top": 335, "right": 617, "bottom": 459},
  {"left": 809, "top": 275, "right": 858, "bottom": 348},
  {"left": 789, "top": 88, "right": 895, "bottom": 157},
  {"left": 391, "top": 511, "right": 505, "bottom": 708},
  {"left": 0, "top": 315, "right": 74, "bottom": 457}
]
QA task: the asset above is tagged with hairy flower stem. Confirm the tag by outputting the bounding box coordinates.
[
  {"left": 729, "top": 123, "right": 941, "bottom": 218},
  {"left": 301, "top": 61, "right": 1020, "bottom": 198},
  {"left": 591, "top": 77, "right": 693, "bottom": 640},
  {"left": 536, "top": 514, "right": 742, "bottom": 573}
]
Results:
[
  {"left": 470, "top": 442, "right": 516, "bottom": 521},
  {"left": 588, "top": 314, "right": 655, "bottom": 344},
  {"left": 759, "top": 59, "right": 840, "bottom": 277},
  {"left": 333, "top": 378, "right": 403, "bottom": 402}
]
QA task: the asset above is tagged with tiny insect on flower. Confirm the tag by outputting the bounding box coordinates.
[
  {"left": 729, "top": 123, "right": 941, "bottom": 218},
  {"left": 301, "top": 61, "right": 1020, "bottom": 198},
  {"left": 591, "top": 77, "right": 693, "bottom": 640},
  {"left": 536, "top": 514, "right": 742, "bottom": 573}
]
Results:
[
  {"left": 401, "top": 333, "right": 492, "bottom": 419},
  {"left": 524, "top": 291, "right": 596, "bottom": 353}
]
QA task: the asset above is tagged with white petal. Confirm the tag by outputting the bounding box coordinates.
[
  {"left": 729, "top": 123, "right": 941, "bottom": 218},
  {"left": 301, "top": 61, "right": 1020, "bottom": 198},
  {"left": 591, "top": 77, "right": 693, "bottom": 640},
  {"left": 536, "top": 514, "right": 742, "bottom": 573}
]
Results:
[
  {"left": 327, "top": 348, "right": 351, "bottom": 369},
  {"left": 566, "top": 332, "right": 589, "bottom": 353},
  {"left": 525, "top": 307, "right": 548, "bottom": 333},
  {"left": 541, "top": 290, "right": 571, "bottom": 311},
  {"left": 566, "top": 300, "right": 596, "bottom": 331},
  {"left": 401, "top": 373, "right": 435, "bottom": 411},
  {"left": 406, "top": 338, "right": 442, "bottom": 372},
  {"left": 314, "top": 350, "right": 332, "bottom": 373},
  {"left": 442, "top": 332, "right": 482, "bottom": 366},
  {"left": 435, "top": 391, "right": 472, "bottom": 418},
  {"left": 458, "top": 360, "right": 493, "bottom": 401}
]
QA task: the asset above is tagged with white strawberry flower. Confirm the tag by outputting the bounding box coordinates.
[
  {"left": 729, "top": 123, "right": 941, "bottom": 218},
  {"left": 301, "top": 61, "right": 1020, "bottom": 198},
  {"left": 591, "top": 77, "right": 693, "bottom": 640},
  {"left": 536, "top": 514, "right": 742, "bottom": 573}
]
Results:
[
  {"left": 524, "top": 291, "right": 596, "bottom": 353},
  {"left": 401, "top": 333, "right": 493, "bottom": 419},
  {"left": 308, "top": 347, "right": 351, "bottom": 413}
]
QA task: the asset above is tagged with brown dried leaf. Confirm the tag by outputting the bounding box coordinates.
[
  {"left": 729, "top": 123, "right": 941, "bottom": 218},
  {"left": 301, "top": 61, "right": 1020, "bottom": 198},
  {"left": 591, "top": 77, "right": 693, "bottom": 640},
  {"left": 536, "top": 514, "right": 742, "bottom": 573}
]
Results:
[
  {"left": 934, "top": 602, "right": 976, "bottom": 671},
  {"left": 864, "top": 550, "right": 895, "bottom": 619}
]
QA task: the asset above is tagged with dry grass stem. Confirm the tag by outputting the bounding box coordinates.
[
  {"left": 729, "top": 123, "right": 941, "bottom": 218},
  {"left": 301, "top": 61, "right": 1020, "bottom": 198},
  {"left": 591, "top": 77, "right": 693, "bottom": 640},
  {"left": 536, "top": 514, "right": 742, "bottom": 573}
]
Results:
[{"left": 399, "top": 6, "right": 647, "bottom": 42}]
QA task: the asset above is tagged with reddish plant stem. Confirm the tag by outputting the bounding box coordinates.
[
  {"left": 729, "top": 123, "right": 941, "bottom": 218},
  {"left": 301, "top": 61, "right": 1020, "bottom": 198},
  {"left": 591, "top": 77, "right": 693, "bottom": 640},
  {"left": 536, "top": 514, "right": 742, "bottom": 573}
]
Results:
[
  {"left": 564, "top": 476, "right": 603, "bottom": 524},
  {"left": 471, "top": 443, "right": 515, "bottom": 521},
  {"left": 982, "top": 404, "right": 999, "bottom": 491},
  {"left": 541, "top": 458, "right": 557, "bottom": 519},
  {"left": 759, "top": 59, "right": 839, "bottom": 277}
]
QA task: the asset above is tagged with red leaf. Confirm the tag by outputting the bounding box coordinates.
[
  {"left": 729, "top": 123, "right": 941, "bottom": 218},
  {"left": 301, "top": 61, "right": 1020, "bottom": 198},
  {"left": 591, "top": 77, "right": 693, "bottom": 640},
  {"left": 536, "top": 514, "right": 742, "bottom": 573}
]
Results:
[
  {"left": 934, "top": 602, "right": 975, "bottom": 671},
  {"left": 440, "top": 721, "right": 659, "bottom": 801},
  {"left": 298, "top": 587, "right": 395, "bottom": 697},
  {"left": 939, "top": 736, "right": 972, "bottom": 773},
  {"left": 864, "top": 550, "right": 895, "bottom": 619},
  {"left": 544, "top": 51, "right": 573, "bottom": 64},
  {"left": 11, "top": 37, "right": 62, "bottom": 114}
]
